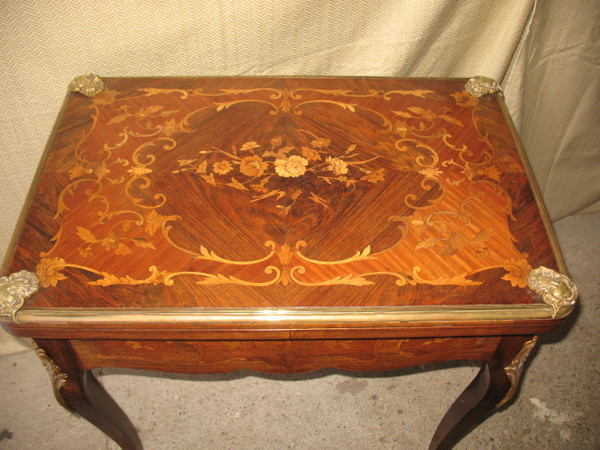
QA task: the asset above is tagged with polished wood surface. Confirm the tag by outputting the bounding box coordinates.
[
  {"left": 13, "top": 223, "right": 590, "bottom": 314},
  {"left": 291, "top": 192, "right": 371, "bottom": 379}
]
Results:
[
  {"left": 1, "top": 78, "right": 569, "bottom": 449},
  {"left": 70, "top": 336, "right": 502, "bottom": 374},
  {"left": 4, "top": 77, "right": 561, "bottom": 337}
]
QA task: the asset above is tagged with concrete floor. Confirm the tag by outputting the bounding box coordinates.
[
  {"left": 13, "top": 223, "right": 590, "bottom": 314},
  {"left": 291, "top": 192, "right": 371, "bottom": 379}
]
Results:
[{"left": 1, "top": 213, "right": 598, "bottom": 449}]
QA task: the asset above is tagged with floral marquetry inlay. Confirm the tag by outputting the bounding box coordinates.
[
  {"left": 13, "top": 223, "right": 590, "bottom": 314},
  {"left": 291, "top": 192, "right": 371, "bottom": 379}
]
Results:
[
  {"left": 172, "top": 135, "right": 385, "bottom": 214},
  {"left": 8, "top": 77, "right": 557, "bottom": 309}
]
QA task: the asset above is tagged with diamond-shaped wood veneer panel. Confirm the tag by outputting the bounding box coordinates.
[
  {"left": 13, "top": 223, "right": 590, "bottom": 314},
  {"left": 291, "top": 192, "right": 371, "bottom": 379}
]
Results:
[{"left": 8, "top": 77, "right": 558, "bottom": 310}]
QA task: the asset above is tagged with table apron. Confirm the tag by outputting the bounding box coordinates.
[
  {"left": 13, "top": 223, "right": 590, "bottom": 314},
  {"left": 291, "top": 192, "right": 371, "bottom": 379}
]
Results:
[{"left": 69, "top": 337, "right": 504, "bottom": 374}]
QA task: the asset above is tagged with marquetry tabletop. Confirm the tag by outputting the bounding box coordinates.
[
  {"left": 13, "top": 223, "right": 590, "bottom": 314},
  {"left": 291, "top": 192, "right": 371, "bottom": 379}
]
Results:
[{"left": 2, "top": 76, "right": 576, "bottom": 337}]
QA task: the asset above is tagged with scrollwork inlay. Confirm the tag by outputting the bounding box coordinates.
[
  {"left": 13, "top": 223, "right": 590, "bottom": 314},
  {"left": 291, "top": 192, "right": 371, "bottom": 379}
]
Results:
[{"left": 32, "top": 82, "right": 535, "bottom": 291}]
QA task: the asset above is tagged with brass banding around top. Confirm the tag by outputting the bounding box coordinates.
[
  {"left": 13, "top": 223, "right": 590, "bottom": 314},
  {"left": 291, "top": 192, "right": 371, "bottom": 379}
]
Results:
[{"left": 14, "top": 303, "right": 570, "bottom": 326}]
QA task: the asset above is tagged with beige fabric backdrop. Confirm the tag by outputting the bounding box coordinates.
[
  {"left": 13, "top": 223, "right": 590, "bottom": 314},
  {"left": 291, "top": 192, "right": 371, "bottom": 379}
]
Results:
[
  {"left": 0, "top": 0, "right": 598, "bottom": 353},
  {"left": 504, "top": 0, "right": 600, "bottom": 219}
]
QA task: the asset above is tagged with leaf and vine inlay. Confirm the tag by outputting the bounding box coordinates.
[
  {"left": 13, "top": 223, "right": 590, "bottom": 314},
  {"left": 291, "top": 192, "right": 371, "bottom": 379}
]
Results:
[{"left": 23, "top": 80, "right": 538, "bottom": 293}]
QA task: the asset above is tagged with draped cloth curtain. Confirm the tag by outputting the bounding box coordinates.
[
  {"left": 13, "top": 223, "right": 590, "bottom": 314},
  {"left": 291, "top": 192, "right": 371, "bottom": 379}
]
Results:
[
  {"left": 503, "top": 0, "right": 600, "bottom": 219},
  {"left": 0, "top": 0, "right": 598, "bottom": 353}
]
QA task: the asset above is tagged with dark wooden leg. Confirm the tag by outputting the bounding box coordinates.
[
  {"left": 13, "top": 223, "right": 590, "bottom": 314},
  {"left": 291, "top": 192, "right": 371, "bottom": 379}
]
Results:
[
  {"left": 429, "top": 335, "right": 538, "bottom": 450},
  {"left": 33, "top": 339, "right": 143, "bottom": 450}
]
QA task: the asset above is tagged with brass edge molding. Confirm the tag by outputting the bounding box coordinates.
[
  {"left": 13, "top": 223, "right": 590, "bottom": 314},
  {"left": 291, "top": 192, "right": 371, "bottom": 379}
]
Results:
[
  {"left": 497, "top": 336, "right": 538, "bottom": 407},
  {"left": 497, "top": 97, "right": 567, "bottom": 274},
  {"left": 69, "top": 73, "right": 104, "bottom": 97},
  {"left": 0, "top": 271, "right": 40, "bottom": 322},
  {"left": 527, "top": 266, "right": 578, "bottom": 319},
  {"left": 16, "top": 303, "right": 561, "bottom": 325},
  {"left": 465, "top": 76, "right": 502, "bottom": 98},
  {"left": 32, "top": 342, "right": 72, "bottom": 412}
]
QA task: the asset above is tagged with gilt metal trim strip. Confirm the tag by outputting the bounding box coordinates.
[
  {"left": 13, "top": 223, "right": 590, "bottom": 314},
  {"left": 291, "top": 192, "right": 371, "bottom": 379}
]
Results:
[
  {"left": 13, "top": 303, "right": 566, "bottom": 326},
  {"left": 497, "top": 97, "right": 568, "bottom": 275}
]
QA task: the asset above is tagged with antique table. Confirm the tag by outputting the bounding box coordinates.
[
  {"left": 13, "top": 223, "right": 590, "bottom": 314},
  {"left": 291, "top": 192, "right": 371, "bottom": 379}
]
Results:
[{"left": 0, "top": 75, "right": 578, "bottom": 449}]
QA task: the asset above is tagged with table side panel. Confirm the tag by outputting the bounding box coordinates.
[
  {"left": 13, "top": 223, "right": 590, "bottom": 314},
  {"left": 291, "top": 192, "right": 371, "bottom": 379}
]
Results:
[{"left": 70, "top": 336, "right": 502, "bottom": 374}]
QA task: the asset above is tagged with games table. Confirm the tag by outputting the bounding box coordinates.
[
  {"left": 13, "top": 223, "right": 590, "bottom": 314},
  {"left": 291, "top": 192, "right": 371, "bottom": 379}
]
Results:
[{"left": 0, "top": 75, "right": 578, "bottom": 449}]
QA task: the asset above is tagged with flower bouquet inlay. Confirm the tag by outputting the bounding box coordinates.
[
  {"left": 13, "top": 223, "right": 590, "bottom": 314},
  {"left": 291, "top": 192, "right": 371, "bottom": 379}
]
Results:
[{"left": 172, "top": 135, "right": 385, "bottom": 214}]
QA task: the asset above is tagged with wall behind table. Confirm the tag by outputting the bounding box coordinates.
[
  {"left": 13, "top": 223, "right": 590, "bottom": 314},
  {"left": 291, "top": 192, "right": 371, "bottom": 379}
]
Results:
[{"left": 504, "top": 0, "right": 600, "bottom": 220}]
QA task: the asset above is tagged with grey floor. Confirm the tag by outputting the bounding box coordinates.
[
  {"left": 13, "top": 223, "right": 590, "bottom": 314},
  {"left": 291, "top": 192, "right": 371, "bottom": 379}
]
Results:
[{"left": 1, "top": 214, "right": 599, "bottom": 449}]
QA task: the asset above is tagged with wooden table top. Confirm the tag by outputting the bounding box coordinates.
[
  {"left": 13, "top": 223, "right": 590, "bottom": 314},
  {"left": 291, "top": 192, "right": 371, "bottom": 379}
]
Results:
[{"left": 2, "top": 77, "right": 574, "bottom": 338}]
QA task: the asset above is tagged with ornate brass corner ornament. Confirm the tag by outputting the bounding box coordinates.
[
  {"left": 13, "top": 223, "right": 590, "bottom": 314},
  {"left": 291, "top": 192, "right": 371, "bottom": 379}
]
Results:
[
  {"left": 465, "top": 76, "right": 502, "bottom": 98},
  {"left": 32, "top": 342, "right": 72, "bottom": 412},
  {"left": 497, "top": 336, "right": 538, "bottom": 408},
  {"left": 527, "top": 266, "right": 578, "bottom": 319},
  {"left": 69, "top": 73, "right": 104, "bottom": 97},
  {"left": 0, "top": 270, "right": 40, "bottom": 322}
]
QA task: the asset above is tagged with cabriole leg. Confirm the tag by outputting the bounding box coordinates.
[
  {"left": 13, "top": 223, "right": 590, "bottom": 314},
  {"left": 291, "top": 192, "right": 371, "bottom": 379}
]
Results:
[
  {"left": 429, "top": 335, "right": 538, "bottom": 449},
  {"left": 33, "top": 339, "right": 143, "bottom": 450}
]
